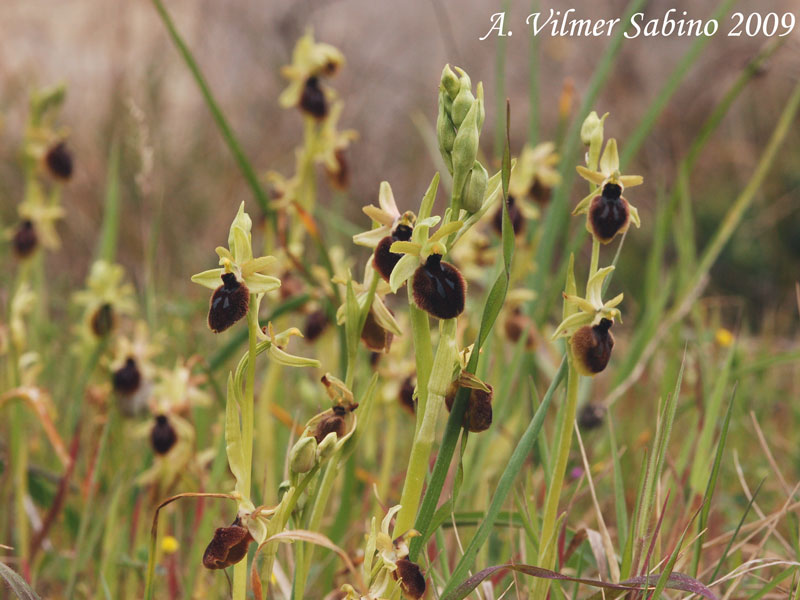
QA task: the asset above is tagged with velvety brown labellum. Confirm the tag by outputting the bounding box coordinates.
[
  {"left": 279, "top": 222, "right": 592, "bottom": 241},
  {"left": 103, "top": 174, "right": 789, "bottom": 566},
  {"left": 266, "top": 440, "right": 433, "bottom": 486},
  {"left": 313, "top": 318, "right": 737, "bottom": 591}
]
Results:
[
  {"left": 394, "top": 558, "right": 426, "bottom": 599},
  {"left": 504, "top": 308, "right": 537, "bottom": 351},
  {"left": 412, "top": 254, "right": 466, "bottom": 320},
  {"left": 493, "top": 195, "right": 525, "bottom": 236},
  {"left": 304, "top": 308, "right": 329, "bottom": 342},
  {"left": 45, "top": 141, "right": 74, "bottom": 180},
  {"left": 399, "top": 375, "right": 416, "bottom": 415},
  {"left": 589, "top": 183, "right": 630, "bottom": 244},
  {"left": 326, "top": 149, "right": 350, "bottom": 190},
  {"left": 360, "top": 308, "right": 394, "bottom": 353},
  {"left": 314, "top": 411, "right": 346, "bottom": 444},
  {"left": 373, "top": 224, "right": 414, "bottom": 283},
  {"left": 151, "top": 414, "right": 178, "bottom": 455},
  {"left": 202, "top": 523, "right": 253, "bottom": 570},
  {"left": 578, "top": 403, "right": 606, "bottom": 431},
  {"left": 570, "top": 318, "right": 615, "bottom": 376},
  {"left": 208, "top": 273, "right": 249, "bottom": 333},
  {"left": 112, "top": 357, "right": 142, "bottom": 395},
  {"left": 445, "top": 383, "right": 493, "bottom": 433},
  {"left": 91, "top": 303, "right": 115, "bottom": 337},
  {"left": 12, "top": 220, "right": 38, "bottom": 259},
  {"left": 529, "top": 179, "right": 552, "bottom": 206},
  {"left": 300, "top": 76, "right": 328, "bottom": 119}
]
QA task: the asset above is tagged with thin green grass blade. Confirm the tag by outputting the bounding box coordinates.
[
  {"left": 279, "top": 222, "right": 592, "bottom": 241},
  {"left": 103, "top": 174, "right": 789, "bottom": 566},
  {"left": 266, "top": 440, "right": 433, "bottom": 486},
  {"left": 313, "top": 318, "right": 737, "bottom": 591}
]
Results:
[
  {"left": 149, "top": 0, "right": 270, "bottom": 214},
  {"left": 96, "top": 140, "right": 120, "bottom": 263},
  {"left": 691, "top": 388, "right": 736, "bottom": 577}
]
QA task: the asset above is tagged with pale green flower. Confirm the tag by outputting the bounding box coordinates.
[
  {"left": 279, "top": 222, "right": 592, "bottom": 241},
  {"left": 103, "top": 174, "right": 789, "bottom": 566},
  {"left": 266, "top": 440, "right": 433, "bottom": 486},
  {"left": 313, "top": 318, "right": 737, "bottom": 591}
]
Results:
[
  {"left": 552, "top": 266, "right": 623, "bottom": 340},
  {"left": 191, "top": 202, "right": 281, "bottom": 295}
]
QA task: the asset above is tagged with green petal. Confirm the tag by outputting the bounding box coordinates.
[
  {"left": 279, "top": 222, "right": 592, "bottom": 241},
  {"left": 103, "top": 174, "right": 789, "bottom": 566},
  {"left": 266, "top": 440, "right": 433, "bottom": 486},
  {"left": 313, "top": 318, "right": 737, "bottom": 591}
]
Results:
[
  {"left": 268, "top": 345, "right": 321, "bottom": 368},
  {"left": 353, "top": 227, "right": 390, "bottom": 248},
  {"left": 245, "top": 273, "right": 281, "bottom": 294},
  {"left": 191, "top": 268, "right": 224, "bottom": 289},
  {"left": 552, "top": 312, "right": 594, "bottom": 340},
  {"left": 372, "top": 297, "right": 402, "bottom": 336},
  {"left": 576, "top": 165, "right": 606, "bottom": 186},
  {"left": 572, "top": 190, "right": 596, "bottom": 216},
  {"left": 231, "top": 226, "right": 252, "bottom": 265},
  {"left": 241, "top": 255, "right": 277, "bottom": 278},
  {"left": 388, "top": 241, "right": 420, "bottom": 255},
  {"left": 600, "top": 138, "right": 619, "bottom": 175},
  {"left": 389, "top": 253, "right": 419, "bottom": 293}
]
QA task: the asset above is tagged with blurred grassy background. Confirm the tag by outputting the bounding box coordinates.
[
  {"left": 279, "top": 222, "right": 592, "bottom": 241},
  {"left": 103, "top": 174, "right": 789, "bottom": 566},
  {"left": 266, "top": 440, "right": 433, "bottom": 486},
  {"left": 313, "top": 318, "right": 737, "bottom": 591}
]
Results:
[{"left": 1, "top": 0, "right": 798, "bottom": 328}]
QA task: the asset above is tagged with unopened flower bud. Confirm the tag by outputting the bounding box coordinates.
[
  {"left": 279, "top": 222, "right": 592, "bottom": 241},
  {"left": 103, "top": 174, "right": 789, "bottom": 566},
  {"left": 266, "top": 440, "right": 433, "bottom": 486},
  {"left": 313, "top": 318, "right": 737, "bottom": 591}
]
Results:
[
  {"left": 437, "top": 95, "right": 456, "bottom": 174},
  {"left": 316, "top": 430, "right": 338, "bottom": 461},
  {"left": 290, "top": 436, "right": 318, "bottom": 474},
  {"left": 580, "top": 111, "right": 604, "bottom": 146},
  {"left": 462, "top": 161, "right": 488, "bottom": 214},
  {"left": 440, "top": 64, "right": 460, "bottom": 100},
  {"left": 451, "top": 73, "right": 475, "bottom": 128},
  {"left": 451, "top": 100, "right": 480, "bottom": 203}
]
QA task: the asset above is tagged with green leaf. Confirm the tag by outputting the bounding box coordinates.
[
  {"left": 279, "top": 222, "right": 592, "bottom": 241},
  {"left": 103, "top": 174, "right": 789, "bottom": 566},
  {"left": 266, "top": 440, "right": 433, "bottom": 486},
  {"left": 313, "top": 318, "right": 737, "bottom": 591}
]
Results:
[{"left": 225, "top": 374, "right": 247, "bottom": 498}]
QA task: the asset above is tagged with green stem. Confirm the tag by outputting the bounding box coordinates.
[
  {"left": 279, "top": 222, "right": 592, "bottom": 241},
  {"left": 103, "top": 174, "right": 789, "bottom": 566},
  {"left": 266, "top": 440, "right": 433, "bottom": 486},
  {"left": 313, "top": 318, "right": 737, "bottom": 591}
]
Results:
[
  {"left": 407, "top": 287, "right": 433, "bottom": 437},
  {"left": 394, "top": 318, "right": 457, "bottom": 537},
  {"left": 530, "top": 355, "right": 580, "bottom": 599},
  {"left": 233, "top": 299, "right": 259, "bottom": 600},
  {"left": 589, "top": 237, "right": 600, "bottom": 280}
]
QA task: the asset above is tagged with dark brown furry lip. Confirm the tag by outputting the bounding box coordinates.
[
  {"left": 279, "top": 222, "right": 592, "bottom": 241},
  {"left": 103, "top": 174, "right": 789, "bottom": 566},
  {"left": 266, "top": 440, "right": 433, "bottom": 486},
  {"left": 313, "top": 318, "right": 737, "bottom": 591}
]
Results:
[{"left": 411, "top": 253, "right": 466, "bottom": 319}]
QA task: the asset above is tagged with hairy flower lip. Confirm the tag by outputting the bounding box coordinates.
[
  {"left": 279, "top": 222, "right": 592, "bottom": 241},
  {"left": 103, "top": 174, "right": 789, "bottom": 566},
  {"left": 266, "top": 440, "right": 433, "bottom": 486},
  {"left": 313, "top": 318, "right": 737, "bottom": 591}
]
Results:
[
  {"left": 201, "top": 521, "right": 253, "bottom": 570},
  {"left": 151, "top": 414, "right": 178, "bottom": 455},
  {"left": 207, "top": 275, "right": 250, "bottom": 334},
  {"left": 44, "top": 140, "right": 74, "bottom": 181},
  {"left": 570, "top": 318, "right": 615, "bottom": 377},
  {"left": 411, "top": 253, "right": 466, "bottom": 320}
]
